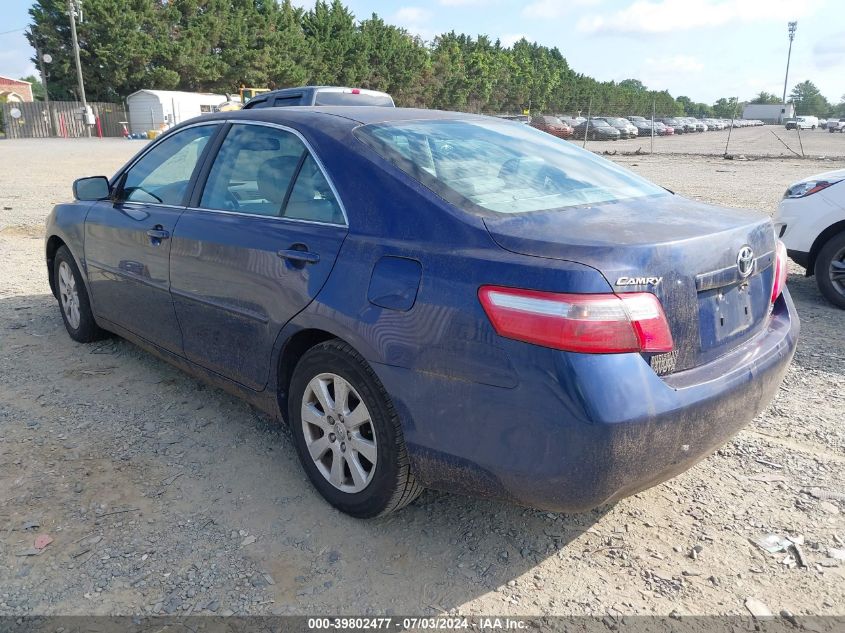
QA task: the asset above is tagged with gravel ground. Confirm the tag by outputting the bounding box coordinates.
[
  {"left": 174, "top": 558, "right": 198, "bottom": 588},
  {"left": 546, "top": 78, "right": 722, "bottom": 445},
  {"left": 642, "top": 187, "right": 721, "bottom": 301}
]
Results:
[
  {"left": 585, "top": 124, "right": 845, "bottom": 158},
  {"left": 0, "top": 138, "right": 843, "bottom": 618}
]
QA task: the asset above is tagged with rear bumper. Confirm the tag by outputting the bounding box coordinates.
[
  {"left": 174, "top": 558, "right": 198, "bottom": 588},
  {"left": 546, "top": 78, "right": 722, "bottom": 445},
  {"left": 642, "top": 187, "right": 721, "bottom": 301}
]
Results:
[{"left": 374, "top": 290, "right": 799, "bottom": 512}]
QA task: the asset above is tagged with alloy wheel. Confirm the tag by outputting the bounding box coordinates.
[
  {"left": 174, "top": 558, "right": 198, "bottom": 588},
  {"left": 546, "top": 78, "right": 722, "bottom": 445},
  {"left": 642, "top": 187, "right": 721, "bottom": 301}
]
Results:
[
  {"left": 301, "top": 373, "right": 377, "bottom": 493},
  {"left": 58, "top": 261, "right": 81, "bottom": 329},
  {"left": 829, "top": 245, "right": 845, "bottom": 297}
]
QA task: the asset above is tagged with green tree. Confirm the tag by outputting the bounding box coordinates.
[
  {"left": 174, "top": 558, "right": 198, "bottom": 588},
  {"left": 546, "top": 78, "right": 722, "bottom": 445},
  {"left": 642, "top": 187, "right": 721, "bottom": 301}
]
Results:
[
  {"left": 20, "top": 75, "right": 46, "bottom": 100},
  {"left": 24, "top": 0, "right": 729, "bottom": 117},
  {"left": 789, "top": 80, "right": 830, "bottom": 116},
  {"left": 27, "top": 0, "right": 177, "bottom": 101},
  {"left": 303, "top": 0, "right": 366, "bottom": 85},
  {"left": 750, "top": 91, "right": 781, "bottom": 105},
  {"left": 712, "top": 97, "right": 740, "bottom": 118},
  {"left": 619, "top": 78, "right": 646, "bottom": 92}
]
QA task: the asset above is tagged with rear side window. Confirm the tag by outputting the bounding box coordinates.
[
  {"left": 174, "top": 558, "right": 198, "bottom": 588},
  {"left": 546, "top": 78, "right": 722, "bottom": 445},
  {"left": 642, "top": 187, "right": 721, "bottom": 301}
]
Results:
[
  {"left": 198, "top": 123, "right": 344, "bottom": 224},
  {"left": 356, "top": 119, "right": 667, "bottom": 214},
  {"left": 314, "top": 90, "right": 394, "bottom": 107},
  {"left": 273, "top": 95, "right": 304, "bottom": 106}
]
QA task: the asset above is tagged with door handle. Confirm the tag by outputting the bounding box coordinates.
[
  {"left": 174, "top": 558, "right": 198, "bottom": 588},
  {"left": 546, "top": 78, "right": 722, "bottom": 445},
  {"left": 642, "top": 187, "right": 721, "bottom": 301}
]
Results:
[
  {"left": 277, "top": 249, "right": 320, "bottom": 264},
  {"left": 146, "top": 228, "right": 170, "bottom": 240}
]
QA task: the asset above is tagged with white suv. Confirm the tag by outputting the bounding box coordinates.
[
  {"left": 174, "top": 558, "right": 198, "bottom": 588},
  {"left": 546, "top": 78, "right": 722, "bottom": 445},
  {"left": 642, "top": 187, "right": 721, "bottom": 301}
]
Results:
[{"left": 774, "top": 168, "right": 845, "bottom": 308}]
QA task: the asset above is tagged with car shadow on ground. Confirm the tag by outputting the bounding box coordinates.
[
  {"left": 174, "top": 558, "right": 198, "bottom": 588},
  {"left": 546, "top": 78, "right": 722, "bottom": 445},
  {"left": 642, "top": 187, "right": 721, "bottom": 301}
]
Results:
[
  {"left": 783, "top": 270, "right": 845, "bottom": 377},
  {"left": 1, "top": 292, "right": 610, "bottom": 614}
]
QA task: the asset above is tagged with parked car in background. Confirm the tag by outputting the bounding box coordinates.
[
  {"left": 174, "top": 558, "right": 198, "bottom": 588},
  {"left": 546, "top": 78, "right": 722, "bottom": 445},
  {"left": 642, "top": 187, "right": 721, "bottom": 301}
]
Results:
[
  {"left": 785, "top": 118, "right": 798, "bottom": 130},
  {"left": 618, "top": 117, "right": 640, "bottom": 137},
  {"left": 631, "top": 120, "right": 654, "bottom": 136},
  {"left": 828, "top": 119, "right": 845, "bottom": 133},
  {"left": 572, "top": 118, "right": 622, "bottom": 140},
  {"left": 599, "top": 117, "right": 638, "bottom": 138},
  {"left": 775, "top": 168, "right": 845, "bottom": 308},
  {"left": 530, "top": 115, "right": 573, "bottom": 138},
  {"left": 685, "top": 118, "right": 705, "bottom": 132},
  {"left": 243, "top": 86, "right": 394, "bottom": 109},
  {"left": 49, "top": 106, "right": 798, "bottom": 517},
  {"left": 790, "top": 116, "right": 818, "bottom": 130},
  {"left": 660, "top": 118, "right": 686, "bottom": 134},
  {"left": 654, "top": 121, "right": 674, "bottom": 135}
]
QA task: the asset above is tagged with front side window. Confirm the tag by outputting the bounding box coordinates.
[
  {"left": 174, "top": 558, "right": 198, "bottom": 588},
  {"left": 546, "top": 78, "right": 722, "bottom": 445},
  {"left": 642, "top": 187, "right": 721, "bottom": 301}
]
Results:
[
  {"left": 355, "top": 119, "right": 667, "bottom": 214},
  {"left": 121, "top": 125, "right": 216, "bottom": 205},
  {"left": 199, "top": 123, "right": 344, "bottom": 223}
]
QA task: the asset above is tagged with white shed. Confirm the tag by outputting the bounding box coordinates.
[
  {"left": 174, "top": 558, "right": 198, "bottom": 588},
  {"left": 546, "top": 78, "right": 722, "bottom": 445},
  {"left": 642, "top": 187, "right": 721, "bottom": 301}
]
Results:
[{"left": 126, "top": 90, "right": 227, "bottom": 134}]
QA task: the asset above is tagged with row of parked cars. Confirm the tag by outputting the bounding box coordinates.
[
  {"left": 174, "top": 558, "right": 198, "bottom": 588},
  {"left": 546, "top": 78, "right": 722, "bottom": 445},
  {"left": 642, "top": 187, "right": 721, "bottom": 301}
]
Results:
[{"left": 525, "top": 114, "right": 764, "bottom": 140}]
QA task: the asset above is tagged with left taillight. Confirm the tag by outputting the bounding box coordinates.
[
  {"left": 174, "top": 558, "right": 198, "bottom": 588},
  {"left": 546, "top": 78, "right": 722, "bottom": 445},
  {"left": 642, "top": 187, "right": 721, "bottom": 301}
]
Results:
[
  {"left": 478, "top": 286, "right": 674, "bottom": 354},
  {"left": 771, "top": 239, "right": 788, "bottom": 303}
]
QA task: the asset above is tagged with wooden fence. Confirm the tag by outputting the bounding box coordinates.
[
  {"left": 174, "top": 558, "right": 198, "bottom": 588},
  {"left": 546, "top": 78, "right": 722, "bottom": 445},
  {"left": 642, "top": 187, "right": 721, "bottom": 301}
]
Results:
[{"left": 1, "top": 101, "right": 127, "bottom": 139}]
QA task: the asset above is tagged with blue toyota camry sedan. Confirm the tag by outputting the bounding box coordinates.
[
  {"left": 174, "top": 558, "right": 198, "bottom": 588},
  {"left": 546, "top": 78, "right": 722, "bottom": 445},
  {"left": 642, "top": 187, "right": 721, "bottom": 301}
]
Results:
[{"left": 46, "top": 107, "right": 798, "bottom": 518}]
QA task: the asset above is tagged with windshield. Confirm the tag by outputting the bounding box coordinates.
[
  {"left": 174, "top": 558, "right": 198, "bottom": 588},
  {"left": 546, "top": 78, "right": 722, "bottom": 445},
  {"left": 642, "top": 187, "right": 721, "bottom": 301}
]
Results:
[
  {"left": 590, "top": 119, "right": 610, "bottom": 127},
  {"left": 354, "top": 118, "right": 668, "bottom": 214}
]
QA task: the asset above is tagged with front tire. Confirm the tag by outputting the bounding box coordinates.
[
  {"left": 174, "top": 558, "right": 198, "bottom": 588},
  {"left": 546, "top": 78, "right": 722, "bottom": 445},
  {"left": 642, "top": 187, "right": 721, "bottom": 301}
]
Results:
[
  {"left": 814, "top": 232, "right": 845, "bottom": 309},
  {"left": 288, "top": 340, "right": 423, "bottom": 517},
  {"left": 54, "top": 246, "right": 107, "bottom": 342}
]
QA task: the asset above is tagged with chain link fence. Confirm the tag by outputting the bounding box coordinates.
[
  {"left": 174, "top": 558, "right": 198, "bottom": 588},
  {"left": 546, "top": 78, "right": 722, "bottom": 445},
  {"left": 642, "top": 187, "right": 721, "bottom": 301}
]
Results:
[{"left": 507, "top": 102, "right": 845, "bottom": 159}]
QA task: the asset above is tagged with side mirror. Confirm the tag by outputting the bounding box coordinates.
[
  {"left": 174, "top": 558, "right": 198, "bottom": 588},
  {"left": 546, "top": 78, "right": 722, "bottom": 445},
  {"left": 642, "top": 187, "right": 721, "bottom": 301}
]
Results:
[{"left": 73, "top": 176, "right": 111, "bottom": 201}]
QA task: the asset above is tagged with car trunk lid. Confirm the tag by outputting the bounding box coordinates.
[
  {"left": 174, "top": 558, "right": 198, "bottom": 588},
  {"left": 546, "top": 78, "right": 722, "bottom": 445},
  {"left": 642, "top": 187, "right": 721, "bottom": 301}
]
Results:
[{"left": 483, "top": 194, "right": 777, "bottom": 373}]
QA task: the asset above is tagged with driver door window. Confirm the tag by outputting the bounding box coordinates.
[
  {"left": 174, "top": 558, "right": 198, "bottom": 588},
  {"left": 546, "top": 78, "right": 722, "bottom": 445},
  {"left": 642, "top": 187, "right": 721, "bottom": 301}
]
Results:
[
  {"left": 198, "top": 123, "right": 344, "bottom": 224},
  {"left": 121, "top": 125, "right": 216, "bottom": 205}
]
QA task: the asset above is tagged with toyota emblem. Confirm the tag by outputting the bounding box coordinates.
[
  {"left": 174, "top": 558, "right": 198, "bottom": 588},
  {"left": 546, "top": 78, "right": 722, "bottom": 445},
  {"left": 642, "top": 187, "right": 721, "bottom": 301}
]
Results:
[{"left": 736, "top": 245, "right": 754, "bottom": 278}]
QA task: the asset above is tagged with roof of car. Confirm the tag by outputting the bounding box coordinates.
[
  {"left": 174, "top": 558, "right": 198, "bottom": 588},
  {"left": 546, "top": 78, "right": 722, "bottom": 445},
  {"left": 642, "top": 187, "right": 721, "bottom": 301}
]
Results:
[{"left": 202, "top": 106, "right": 486, "bottom": 127}]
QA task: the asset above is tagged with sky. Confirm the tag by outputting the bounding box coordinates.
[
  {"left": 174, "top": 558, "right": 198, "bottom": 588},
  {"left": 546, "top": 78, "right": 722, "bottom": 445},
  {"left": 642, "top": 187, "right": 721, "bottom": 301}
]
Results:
[{"left": 1, "top": 0, "right": 842, "bottom": 104}]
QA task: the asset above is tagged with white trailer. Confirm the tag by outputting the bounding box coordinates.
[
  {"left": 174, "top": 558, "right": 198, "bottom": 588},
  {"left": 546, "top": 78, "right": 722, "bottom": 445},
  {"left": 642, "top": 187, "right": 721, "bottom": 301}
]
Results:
[
  {"left": 126, "top": 90, "right": 227, "bottom": 134},
  {"left": 742, "top": 103, "right": 795, "bottom": 125}
]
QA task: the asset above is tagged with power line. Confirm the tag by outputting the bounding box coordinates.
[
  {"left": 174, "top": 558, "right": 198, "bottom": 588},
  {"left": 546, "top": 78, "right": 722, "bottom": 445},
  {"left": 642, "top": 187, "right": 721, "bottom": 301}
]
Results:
[{"left": 0, "top": 27, "right": 27, "bottom": 36}]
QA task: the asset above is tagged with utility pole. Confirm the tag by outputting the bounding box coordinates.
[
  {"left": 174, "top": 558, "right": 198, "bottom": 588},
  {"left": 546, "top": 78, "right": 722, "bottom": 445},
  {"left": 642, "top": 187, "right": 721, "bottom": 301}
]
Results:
[
  {"left": 35, "top": 42, "right": 55, "bottom": 136},
  {"left": 67, "top": 0, "right": 91, "bottom": 137},
  {"left": 781, "top": 21, "right": 797, "bottom": 122}
]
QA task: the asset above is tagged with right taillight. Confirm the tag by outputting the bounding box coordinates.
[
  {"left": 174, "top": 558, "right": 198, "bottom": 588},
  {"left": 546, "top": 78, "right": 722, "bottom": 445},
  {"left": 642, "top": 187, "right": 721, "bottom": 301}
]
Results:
[
  {"left": 478, "top": 285, "right": 674, "bottom": 354},
  {"left": 771, "top": 239, "right": 788, "bottom": 303}
]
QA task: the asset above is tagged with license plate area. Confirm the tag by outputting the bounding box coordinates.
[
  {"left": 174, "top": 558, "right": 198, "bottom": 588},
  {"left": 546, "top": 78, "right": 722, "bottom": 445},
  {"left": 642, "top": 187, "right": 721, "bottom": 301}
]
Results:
[{"left": 698, "top": 279, "right": 763, "bottom": 351}]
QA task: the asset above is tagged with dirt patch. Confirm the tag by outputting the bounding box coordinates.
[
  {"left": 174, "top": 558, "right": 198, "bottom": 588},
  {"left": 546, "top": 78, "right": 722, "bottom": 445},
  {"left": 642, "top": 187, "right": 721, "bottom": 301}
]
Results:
[
  {"left": 0, "top": 225, "right": 44, "bottom": 238},
  {"left": 0, "top": 139, "right": 842, "bottom": 617}
]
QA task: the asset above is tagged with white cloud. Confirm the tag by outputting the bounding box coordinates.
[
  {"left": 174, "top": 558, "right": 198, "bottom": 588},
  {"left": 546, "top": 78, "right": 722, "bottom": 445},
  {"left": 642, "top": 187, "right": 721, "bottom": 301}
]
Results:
[
  {"left": 635, "top": 55, "right": 705, "bottom": 93},
  {"left": 522, "top": 0, "right": 602, "bottom": 20},
  {"left": 439, "top": 0, "right": 490, "bottom": 5},
  {"left": 393, "top": 7, "right": 432, "bottom": 24},
  {"left": 576, "top": 0, "right": 819, "bottom": 34},
  {"left": 390, "top": 7, "right": 434, "bottom": 41},
  {"left": 500, "top": 33, "right": 529, "bottom": 47}
]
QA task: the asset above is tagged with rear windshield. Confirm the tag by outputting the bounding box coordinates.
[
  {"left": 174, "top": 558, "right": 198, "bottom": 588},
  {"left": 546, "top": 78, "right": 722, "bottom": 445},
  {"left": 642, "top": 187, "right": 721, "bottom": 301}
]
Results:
[
  {"left": 355, "top": 119, "right": 667, "bottom": 214},
  {"left": 314, "top": 91, "right": 394, "bottom": 107}
]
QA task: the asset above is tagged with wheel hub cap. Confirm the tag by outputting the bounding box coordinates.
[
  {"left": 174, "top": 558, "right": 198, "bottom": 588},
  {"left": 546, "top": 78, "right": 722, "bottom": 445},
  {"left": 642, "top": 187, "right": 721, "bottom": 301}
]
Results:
[
  {"left": 301, "top": 373, "right": 377, "bottom": 493},
  {"left": 58, "top": 261, "right": 81, "bottom": 330}
]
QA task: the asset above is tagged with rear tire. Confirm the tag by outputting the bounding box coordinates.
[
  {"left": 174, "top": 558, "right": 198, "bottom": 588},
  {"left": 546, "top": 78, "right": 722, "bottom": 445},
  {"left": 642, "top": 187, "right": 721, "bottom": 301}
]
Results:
[
  {"left": 54, "top": 246, "right": 107, "bottom": 343},
  {"left": 814, "top": 231, "right": 845, "bottom": 309},
  {"left": 288, "top": 339, "right": 423, "bottom": 517}
]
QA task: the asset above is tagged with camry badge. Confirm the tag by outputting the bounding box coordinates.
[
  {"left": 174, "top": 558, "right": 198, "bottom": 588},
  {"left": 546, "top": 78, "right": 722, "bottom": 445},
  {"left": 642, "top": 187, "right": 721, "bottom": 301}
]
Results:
[
  {"left": 736, "top": 245, "right": 754, "bottom": 278},
  {"left": 616, "top": 276, "right": 663, "bottom": 286}
]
